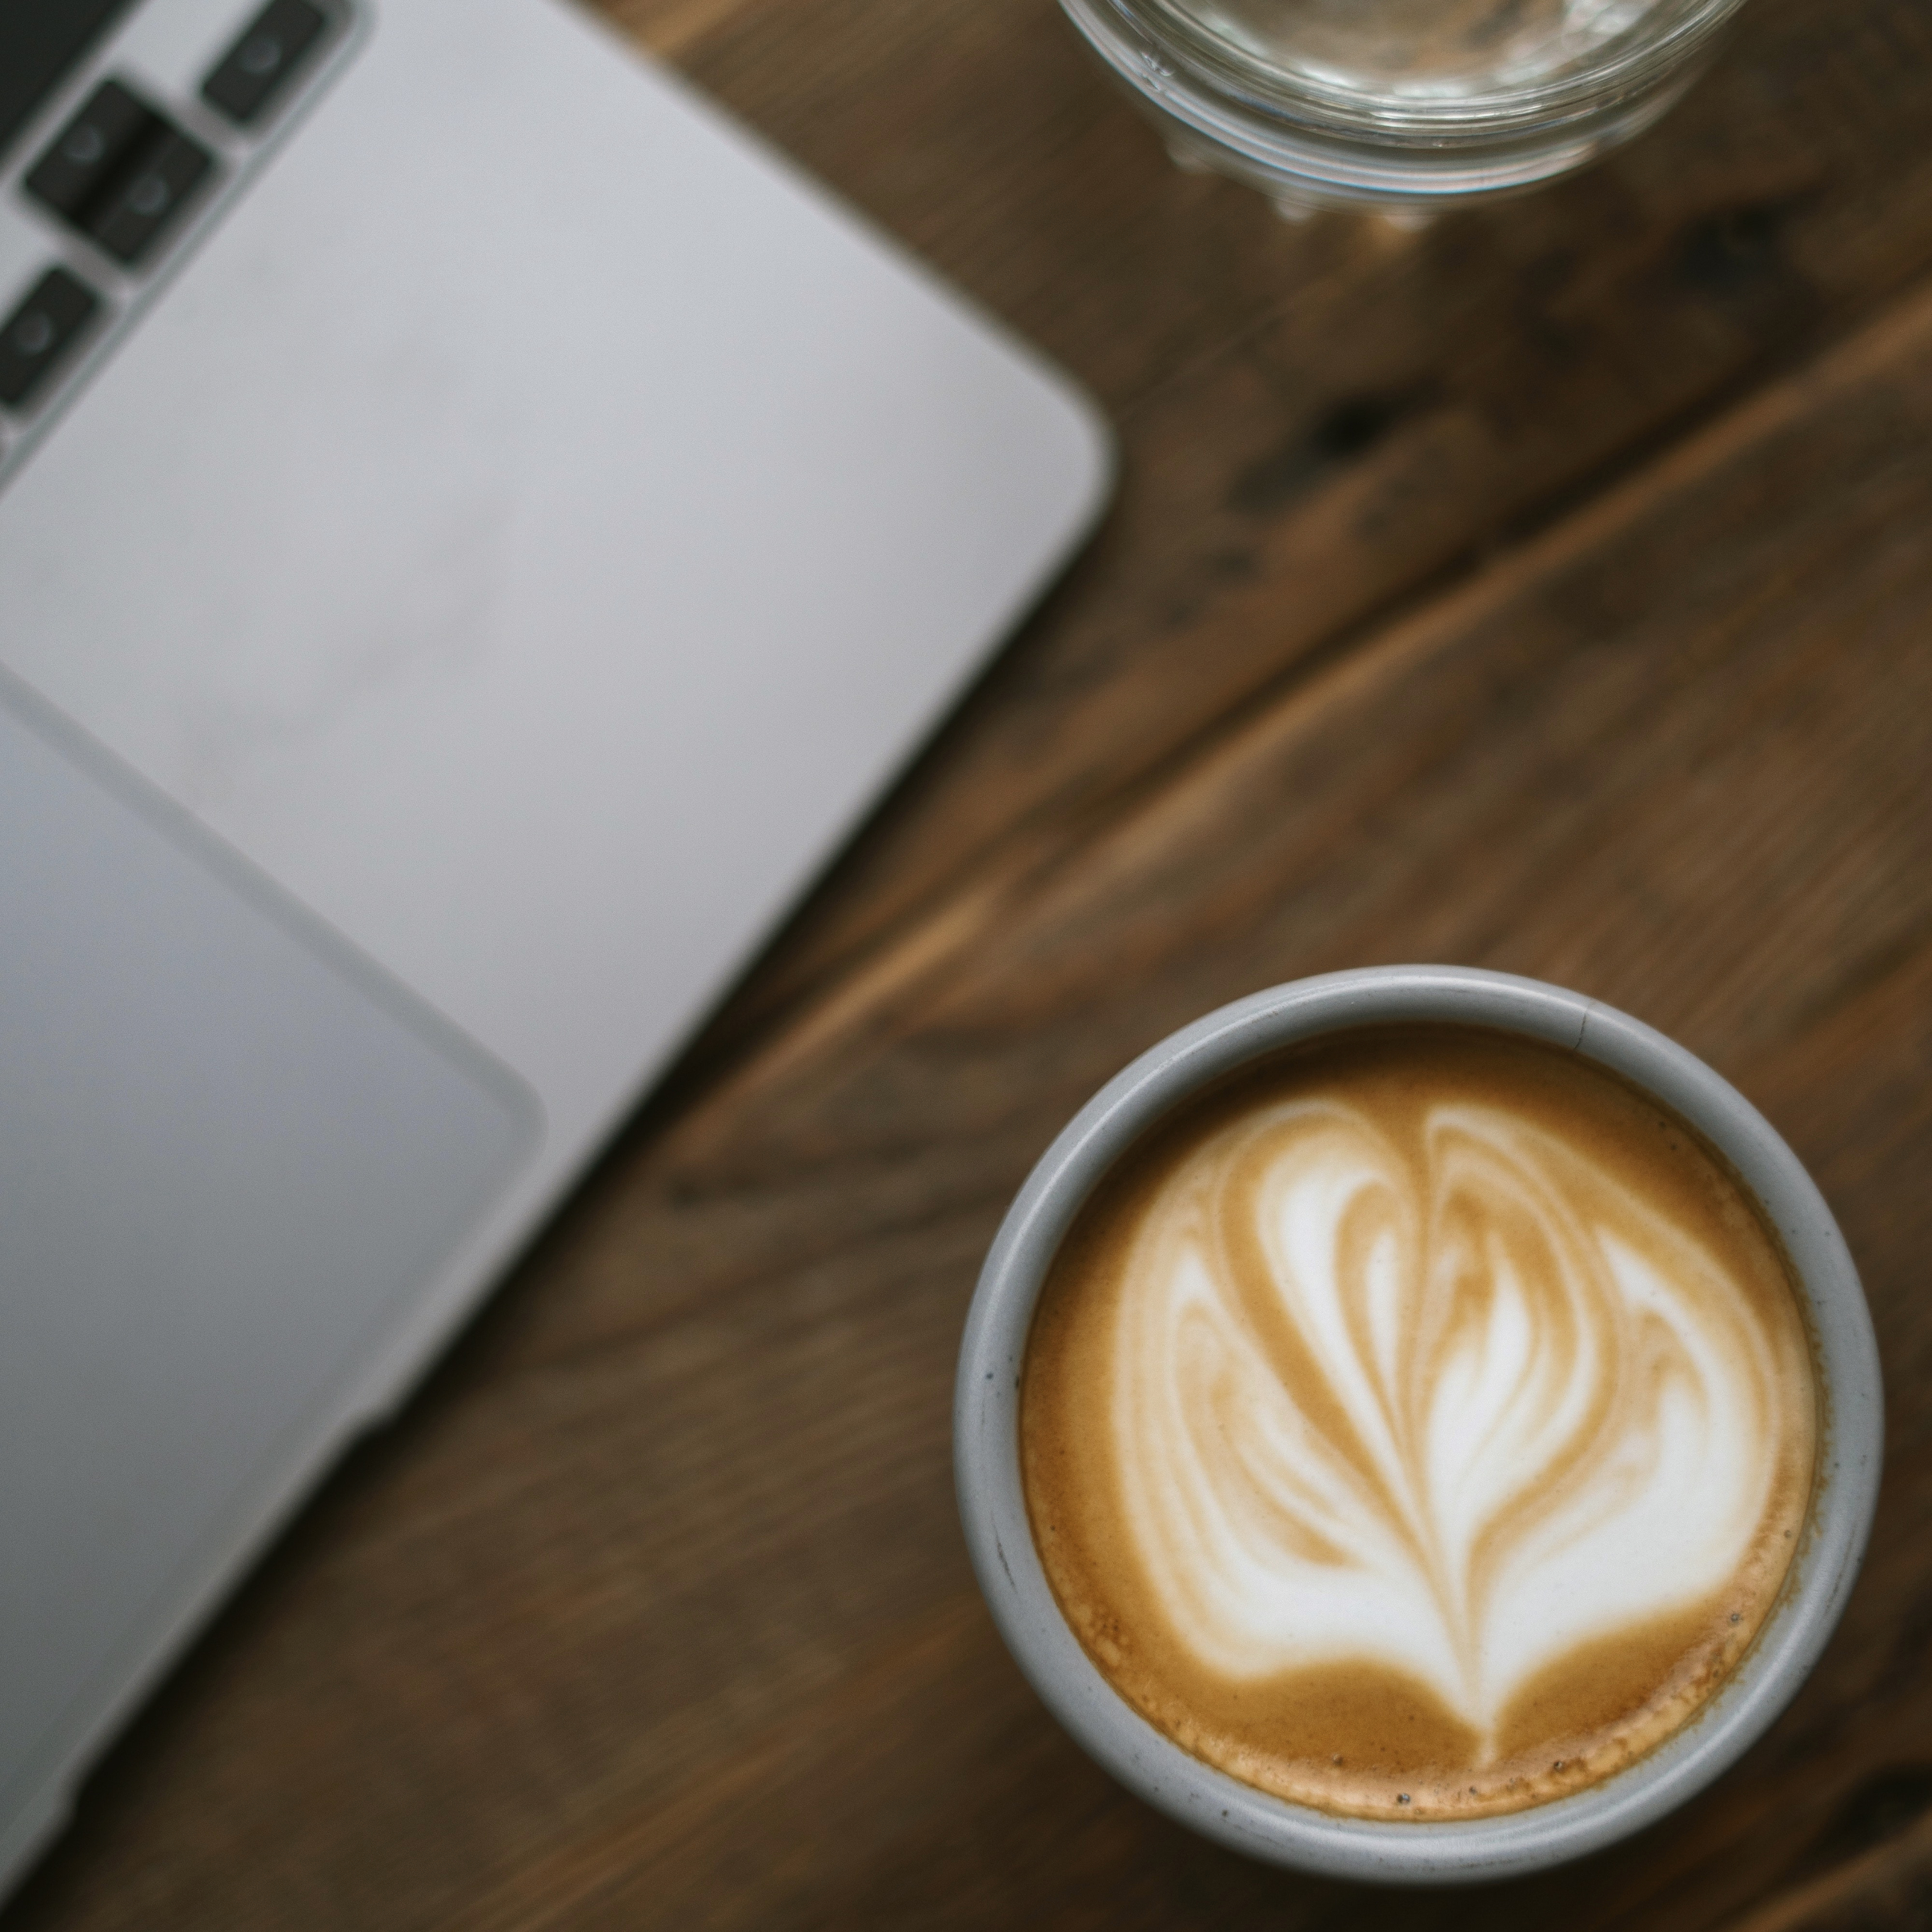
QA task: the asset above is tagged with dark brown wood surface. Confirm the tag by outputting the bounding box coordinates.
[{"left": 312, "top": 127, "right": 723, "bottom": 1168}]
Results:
[{"left": 9, "top": 0, "right": 1932, "bottom": 1925}]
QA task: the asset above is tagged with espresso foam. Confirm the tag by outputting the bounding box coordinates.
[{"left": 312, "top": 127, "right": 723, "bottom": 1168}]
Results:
[{"left": 1022, "top": 1027, "right": 1816, "bottom": 1820}]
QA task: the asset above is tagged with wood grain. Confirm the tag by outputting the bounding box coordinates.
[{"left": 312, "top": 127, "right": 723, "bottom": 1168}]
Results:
[
  {"left": 635, "top": 0, "right": 1932, "bottom": 1094},
  {"left": 6, "top": 0, "right": 1932, "bottom": 1926}
]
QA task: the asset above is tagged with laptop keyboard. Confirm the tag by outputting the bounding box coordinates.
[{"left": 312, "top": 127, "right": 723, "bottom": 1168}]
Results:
[{"left": 0, "top": 0, "right": 340, "bottom": 447}]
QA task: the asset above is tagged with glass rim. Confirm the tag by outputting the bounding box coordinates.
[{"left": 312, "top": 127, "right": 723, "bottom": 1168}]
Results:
[{"left": 1080, "top": 0, "right": 1749, "bottom": 136}]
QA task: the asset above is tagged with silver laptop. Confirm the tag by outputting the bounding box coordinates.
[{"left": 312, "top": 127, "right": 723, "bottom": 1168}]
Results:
[{"left": 0, "top": 0, "right": 1110, "bottom": 1893}]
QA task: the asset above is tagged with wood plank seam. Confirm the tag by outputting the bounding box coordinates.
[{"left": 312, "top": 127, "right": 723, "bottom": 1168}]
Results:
[
  {"left": 664, "top": 262, "right": 1932, "bottom": 1154},
  {"left": 1716, "top": 1808, "right": 1932, "bottom": 1932}
]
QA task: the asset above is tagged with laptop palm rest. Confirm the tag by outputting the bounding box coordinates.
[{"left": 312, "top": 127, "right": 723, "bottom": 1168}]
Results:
[{"left": 0, "top": 686, "right": 537, "bottom": 1865}]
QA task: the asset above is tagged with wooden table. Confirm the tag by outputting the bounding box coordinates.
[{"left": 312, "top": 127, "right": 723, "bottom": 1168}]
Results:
[{"left": 10, "top": 0, "right": 1932, "bottom": 1925}]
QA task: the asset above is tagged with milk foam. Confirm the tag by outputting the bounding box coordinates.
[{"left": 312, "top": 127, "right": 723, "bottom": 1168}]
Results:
[{"left": 1107, "top": 1094, "right": 1792, "bottom": 1750}]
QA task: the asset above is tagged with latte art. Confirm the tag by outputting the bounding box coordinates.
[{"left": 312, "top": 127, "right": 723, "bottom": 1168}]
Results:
[
  {"left": 1122, "top": 1100, "right": 1780, "bottom": 1733},
  {"left": 1024, "top": 1029, "right": 1816, "bottom": 1819}
]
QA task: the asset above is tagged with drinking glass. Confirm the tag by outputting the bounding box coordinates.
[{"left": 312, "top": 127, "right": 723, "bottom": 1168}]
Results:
[{"left": 1060, "top": 0, "right": 1750, "bottom": 216}]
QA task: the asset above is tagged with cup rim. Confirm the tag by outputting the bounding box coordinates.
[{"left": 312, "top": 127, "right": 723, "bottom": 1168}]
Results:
[{"left": 953, "top": 966, "right": 1883, "bottom": 1883}]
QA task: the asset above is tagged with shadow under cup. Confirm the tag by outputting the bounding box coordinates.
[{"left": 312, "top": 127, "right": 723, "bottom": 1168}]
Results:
[{"left": 953, "top": 967, "right": 1882, "bottom": 1883}]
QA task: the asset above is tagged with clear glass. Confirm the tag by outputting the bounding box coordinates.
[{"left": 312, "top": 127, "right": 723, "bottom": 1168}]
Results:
[{"left": 1061, "top": 0, "right": 1748, "bottom": 216}]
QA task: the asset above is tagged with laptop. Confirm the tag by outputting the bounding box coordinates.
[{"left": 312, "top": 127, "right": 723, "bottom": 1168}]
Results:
[{"left": 0, "top": 0, "right": 1110, "bottom": 1894}]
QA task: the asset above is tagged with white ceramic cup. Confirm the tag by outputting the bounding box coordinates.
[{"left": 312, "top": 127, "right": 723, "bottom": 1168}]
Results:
[{"left": 954, "top": 966, "right": 1882, "bottom": 1882}]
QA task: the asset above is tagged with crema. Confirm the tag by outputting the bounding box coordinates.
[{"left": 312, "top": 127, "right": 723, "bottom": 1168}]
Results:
[{"left": 1021, "top": 1026, "right": 1816, "bottom": 1820}]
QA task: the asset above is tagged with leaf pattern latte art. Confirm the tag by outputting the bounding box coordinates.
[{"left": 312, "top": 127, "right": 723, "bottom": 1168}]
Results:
[{"left": 1111, "top": 1098, "right": 1792, "bottom": 1744}]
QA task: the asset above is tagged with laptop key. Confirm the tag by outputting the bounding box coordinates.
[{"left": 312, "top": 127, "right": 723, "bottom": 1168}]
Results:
[
  {"left": 0, "top": 269, "right": 103, "bottom": 412},
  {"left": 24, "top": 80, "right": 216, "bottom": 269},
  {"left": 23, "top": 81, "right": 157, "bottom": 223},
  {"left": 83, "top": 132, "right": 216, "bottom": 265},
  {"left": 203, "top": 0, "right": 328, "bottom": 126}
]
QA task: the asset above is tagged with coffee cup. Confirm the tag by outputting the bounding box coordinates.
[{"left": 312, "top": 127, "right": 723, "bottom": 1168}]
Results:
[{"left": 954, "top": 966, "right": 1882, "bottom": 1882}]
